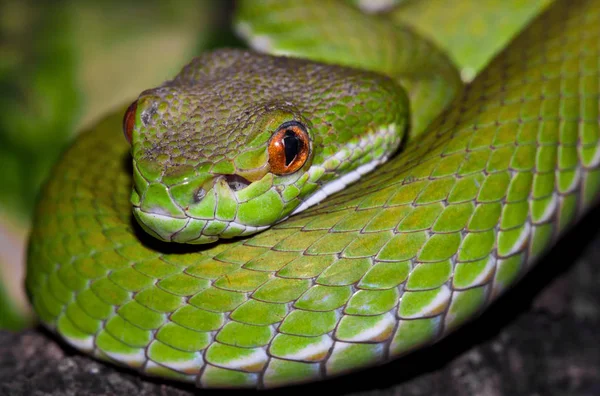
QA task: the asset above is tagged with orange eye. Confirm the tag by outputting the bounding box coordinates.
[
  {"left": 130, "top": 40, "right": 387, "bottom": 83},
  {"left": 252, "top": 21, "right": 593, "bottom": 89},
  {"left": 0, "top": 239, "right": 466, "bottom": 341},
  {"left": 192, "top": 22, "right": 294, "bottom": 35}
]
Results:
[
  {"left": 123, "top": 100, "right": 138, "bottom": 144},
  {"left": 268, "top": 121, "right": 310, "bottom": 175}
]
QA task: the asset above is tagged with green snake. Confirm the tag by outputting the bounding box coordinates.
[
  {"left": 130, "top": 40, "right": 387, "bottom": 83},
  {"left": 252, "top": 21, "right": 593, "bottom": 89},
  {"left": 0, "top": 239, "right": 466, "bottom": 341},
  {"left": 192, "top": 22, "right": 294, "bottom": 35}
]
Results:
[{"left": 26, "top": 0, "right": 600, "bottom": 389}]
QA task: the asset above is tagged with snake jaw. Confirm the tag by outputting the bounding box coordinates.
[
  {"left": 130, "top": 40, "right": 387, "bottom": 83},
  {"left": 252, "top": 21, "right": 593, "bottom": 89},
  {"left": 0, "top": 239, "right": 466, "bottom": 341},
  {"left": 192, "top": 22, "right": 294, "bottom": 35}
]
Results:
[{"left": 132, "top": 169, "right": 271, "bottom": 244}]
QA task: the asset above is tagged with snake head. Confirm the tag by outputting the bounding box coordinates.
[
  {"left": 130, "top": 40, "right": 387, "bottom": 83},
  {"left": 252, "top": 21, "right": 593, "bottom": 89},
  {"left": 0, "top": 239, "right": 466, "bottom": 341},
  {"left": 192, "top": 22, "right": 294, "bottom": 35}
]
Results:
[{"left": 124, "top": 49, "right": 408, "bottom": 244}]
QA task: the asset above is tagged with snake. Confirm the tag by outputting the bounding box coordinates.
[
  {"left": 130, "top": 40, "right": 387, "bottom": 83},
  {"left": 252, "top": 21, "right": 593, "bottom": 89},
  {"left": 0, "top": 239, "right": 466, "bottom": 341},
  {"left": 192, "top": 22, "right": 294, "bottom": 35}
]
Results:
[{"left": 25, "top": 0, "right": 600, "bottom": 389}]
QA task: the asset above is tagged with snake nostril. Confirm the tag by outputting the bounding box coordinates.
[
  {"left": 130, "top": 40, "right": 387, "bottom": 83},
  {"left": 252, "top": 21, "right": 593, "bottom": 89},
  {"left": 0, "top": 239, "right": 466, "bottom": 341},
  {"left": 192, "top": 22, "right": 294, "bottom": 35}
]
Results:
[{"left": 224, "top": 174, "right": 251, "bottom": 191}]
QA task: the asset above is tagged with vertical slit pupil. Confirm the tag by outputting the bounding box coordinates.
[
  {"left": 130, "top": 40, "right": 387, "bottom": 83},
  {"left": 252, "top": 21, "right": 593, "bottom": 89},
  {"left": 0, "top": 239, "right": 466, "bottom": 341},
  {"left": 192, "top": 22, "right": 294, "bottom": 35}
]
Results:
[{"left": 283, "top": 130, "right": 301, "bottom": 166}]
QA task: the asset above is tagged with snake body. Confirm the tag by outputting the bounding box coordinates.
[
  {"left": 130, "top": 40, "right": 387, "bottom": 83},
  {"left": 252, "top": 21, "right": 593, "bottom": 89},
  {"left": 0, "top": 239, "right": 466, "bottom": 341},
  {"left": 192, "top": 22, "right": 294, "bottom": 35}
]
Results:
[{"left": 26, "top": 0, "right": 600, "bottom": 389}]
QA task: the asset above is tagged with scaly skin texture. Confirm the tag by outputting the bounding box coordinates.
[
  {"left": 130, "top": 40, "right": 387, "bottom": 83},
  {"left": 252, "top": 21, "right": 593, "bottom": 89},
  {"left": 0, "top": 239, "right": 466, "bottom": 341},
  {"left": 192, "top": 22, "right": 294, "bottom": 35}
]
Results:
[
  {"left": 235, "top": 0, "right": 462, "bottom": 138},
  {"left": 26, "top": 0, "right": 600, "bottom": 390},
  {"left": 130, "top": 50, "right": 407, "bottom": 244}
]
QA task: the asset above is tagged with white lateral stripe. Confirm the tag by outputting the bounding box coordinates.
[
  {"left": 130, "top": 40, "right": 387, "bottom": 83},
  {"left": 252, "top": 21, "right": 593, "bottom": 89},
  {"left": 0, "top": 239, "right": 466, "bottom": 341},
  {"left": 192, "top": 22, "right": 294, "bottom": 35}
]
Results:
[
  {"left": 159, "top": 352, "right": 204, "bottom": 372},
  {"left": 216, "top": 348, "right": 268, "bottom": 371},
  {"left": 400, "top": 285, "right": 451, "bottom": 319},
  {"left": 341, "top": 313, "right": 395, "bottom": 342},
  {"left": 64, "top": 335, "right": 94, "bottom": 352},
  {"left": 291, "top": 156, "right": 384, "bottom": 216},
  {"left": 534, "top": 193, "right": 557, "bottom": 224},
  {"left": 275, "top": 336, "right": 333, "bottom": 361},
  {"left": 502, "top": 222, "right": 531, "bottom": 257},
  {"left": 234, "top": 22, "right": 273, "bottom": 53}
]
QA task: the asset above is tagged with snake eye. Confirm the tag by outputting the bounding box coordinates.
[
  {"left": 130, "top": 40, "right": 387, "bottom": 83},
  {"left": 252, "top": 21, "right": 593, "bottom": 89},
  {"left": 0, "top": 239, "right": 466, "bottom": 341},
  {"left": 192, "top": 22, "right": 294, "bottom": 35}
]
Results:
[
  {"left": 268, "top": 121, "right": 310, "bottom": 175},
  {"left": 123, "top": 100, "right": 138, "bottom": 144}
]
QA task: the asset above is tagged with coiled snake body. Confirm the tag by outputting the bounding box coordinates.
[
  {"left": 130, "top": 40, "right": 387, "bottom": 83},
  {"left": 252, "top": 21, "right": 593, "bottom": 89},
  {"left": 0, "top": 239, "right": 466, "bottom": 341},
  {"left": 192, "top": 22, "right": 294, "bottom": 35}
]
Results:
[{"left": 26, "top": 0, "right": 600, "bottom": 389}]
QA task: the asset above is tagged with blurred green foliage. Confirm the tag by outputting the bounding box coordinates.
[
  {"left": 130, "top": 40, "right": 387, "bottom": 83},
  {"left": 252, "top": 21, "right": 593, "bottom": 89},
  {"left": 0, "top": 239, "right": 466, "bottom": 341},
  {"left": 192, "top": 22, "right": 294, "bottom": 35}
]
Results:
[
  {"left": 0, "top": 0, "right": 226, "bottom": 222},
  {"left": 0, "top": 1, "right": 79, "bottom": 221},
  {"left": 0, "top": 0, "right": 225, "bottom": 330},
  {"left": 0, "top": 258, "right": 29, "bottom": 330}
]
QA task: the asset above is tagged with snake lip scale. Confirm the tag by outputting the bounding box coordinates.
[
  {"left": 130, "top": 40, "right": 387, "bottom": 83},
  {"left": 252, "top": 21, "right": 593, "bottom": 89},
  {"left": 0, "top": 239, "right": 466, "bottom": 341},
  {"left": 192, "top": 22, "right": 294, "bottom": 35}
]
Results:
[{"left": 25, "top": 0, "right": 600, "bottom": 389}]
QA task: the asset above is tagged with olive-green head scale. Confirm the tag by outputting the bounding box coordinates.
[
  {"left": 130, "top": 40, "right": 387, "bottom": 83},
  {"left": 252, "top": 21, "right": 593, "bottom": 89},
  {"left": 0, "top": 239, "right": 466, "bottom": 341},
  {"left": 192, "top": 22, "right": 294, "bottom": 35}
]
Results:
[{"left": 125, "top": 49, "right": 408, "bottom": 244}]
